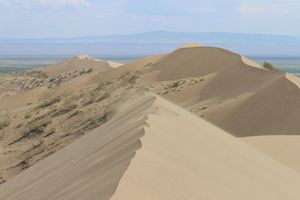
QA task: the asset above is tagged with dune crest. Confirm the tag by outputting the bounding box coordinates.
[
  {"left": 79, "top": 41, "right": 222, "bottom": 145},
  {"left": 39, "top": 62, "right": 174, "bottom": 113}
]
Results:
[
  {"left": 2, "top": 95, "right": 300, "bottom": 199},
  {"left": 286, "top": 73, "right": 300, "bottom": 89},
  {"left": 241, "top": 56, "right": 263, "bottom": 69},
  {"left": 112, "top": 96, "right": 300, "bottom": 200},
  {"left": 179, "top": 43, "right": 202, "bottom": 49},
  {"left": 0, "top": 95, "right": 156, "bottom": 200},
  {"left": 39, "top": 55, "right": 113, "bottom": 76},
  {"left": 75, "top": 55, "right": 94, "bottom": 60}
]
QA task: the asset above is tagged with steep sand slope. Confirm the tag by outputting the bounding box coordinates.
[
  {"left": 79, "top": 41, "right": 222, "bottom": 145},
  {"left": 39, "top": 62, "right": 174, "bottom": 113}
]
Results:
[
  {"left": 112, "top": 97, "right": 300, "bottom": 200},
  {"left": 2, "top": 95, "right": 300, "bottom": 199},
  {"left": 39, "top": 55, "right": 114, "bottom": 76},
  {"left": 0, "top": 95, "right": 156, "bottom": 200},
  {"left": 147, "top": 46, "right": 266, "bottom": 81},
  {"left": 243, "top": 136, "right": 300, "bottom": 173},
  {"left": 143, "top": 46, "right": 300, "bottom": 136}
]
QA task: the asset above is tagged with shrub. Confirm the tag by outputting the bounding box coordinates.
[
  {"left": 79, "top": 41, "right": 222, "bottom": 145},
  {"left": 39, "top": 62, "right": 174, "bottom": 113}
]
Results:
[
  {"left": 128, "top": 75, "right": 139, "bottom": 84},
  {"left": 36, "top": 96, "right": 61, "bottom": 109},
  {"left": 95, "top": 83, "right": 105, "bottom": 90},
  {"left": 120, "top": 72, "right": 140, "bottom": 84},
  {"left": 169, "top": 80, "right": 184, "bottom": 89},
  {"left": 22, "top": 118, "right": 51, "bottom": 137},
  {"left": 263, "top": 62, "right": 278, "bottom": 71},
  {"left": 95, "top": 92, "right": 111, "bottom": 102},
  {"left": 52, "top": 104, "right": 77, "bottom": 117},
  {"left": 67, "top": 109, "right": 81, "bottom": 119},
  {"left": 0, "top": 121, "right": 10, "bottom": 130},
  {"left": 24, "top": 113, "right": 32, "bottom": 119},
  {"left": 43, "top": 127, "right": 55, "bottom": 137}
]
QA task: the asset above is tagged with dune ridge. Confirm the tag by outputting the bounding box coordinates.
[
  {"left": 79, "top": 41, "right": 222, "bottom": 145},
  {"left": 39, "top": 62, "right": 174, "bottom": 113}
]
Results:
[
  {"left": 2, "top": 95, "right": 300, "bottom": 199},
  {"left": 39, "top": 55, "right": 115, "bottom": 76},
  {"left": 142, "top": 46, "right": 300, "bottom": 136},
  {"left": 286, "top": 73, "right": 300, "bottom": 88},
  {"left": 112, "top": 96, "right": 300, "bottom": 200}
]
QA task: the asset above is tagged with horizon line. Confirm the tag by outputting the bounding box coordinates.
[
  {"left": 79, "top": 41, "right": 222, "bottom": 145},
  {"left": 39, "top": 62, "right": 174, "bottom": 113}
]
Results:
[{"left": 0, "top": 31, "right": 298, "bottom": 40}]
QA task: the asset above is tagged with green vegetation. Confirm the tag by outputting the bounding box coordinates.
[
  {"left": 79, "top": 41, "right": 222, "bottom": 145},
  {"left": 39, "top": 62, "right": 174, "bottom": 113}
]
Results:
[
  {"left": 169, "top": 80, "right": 185, "bottom": 89},
  {"left": 263, "top": 62, "right": 279, "bottom": 71}
]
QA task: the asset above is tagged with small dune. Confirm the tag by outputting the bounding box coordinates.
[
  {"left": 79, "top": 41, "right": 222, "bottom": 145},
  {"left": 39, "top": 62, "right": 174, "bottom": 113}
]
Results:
[{"left": 39, "top": 55, "right": 115, "bottom": 76}]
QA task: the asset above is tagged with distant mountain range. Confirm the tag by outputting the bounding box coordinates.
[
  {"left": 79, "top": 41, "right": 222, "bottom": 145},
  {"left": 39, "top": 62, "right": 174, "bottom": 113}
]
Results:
[{"left": 1, "top": 31, "right": 300, "bottom": 57}]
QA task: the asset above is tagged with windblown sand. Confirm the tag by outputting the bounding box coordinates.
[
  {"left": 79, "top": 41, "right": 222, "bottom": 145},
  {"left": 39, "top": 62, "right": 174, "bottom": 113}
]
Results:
[{"left": 1, "top": 96, "right": 300, "bottom": 200}]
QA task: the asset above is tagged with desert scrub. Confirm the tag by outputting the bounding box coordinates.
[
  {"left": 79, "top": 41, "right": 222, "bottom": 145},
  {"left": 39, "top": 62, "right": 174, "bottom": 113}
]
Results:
[
  {"left": 120, "top": 72, "right": 140, "bottom": 84},
  {"left": 24, "top": 112, "right": 32, "bottom": 119},
  {"left": 52, "top": 104, "right": 77, "bottom": 117},
  {"left": 67, "top": 109, "right": 82, "bottom": 119},
  {"left": 263, "top": 62, "right": 279, "bottom": 71},
  {"left": 169, "top": 80, "right": 185, "bottom": 89},
  {"left": 128, "top": 74, "right": 139, "bottom": 84},
  {"left": 21, "top": 118, "right": 52, "bottom": 138},
  {"left": 36, "top": 96, "right": 61, "bottom": 109},
  {"left": 0, "top": 121, "right": 10, "bottom": 130},
  {"left": 95, "top": 91, "right": 111, "bottom": 102},
  {"left": 84, "top": 109, "right": 113, "bottom": 131},
  {"left": 100, "top": 108, "right": 114, "bottom": 122},
  {"left": 95, "top": 82, "right": 105, "bottom": 90},
  {"left": 43, "top": 127, "right": 56, "bottom": 137},
  {"left": 81, "top": 98, "right": 95, "bottom": 107}
]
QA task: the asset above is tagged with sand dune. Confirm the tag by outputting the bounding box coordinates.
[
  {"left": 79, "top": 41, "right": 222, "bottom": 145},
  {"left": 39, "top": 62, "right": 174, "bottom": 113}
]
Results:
[
  {"left": 39, "top": 55, "right": 114, "bottom": 76},
  {"left": 244, "top": 135, "right": 300, "bottom": 173},
  {"left": 112, "top": 96, "right": 300, "bottom": 200},
  {"left": 1, "top": 95, "right": 300, "bottom": 199},
  {"left": 0, "top": 45, "right": 300, "bottom": 199},
  {"left": 143, "top": 46, "right": 300, "bottom": 136},
  {"left": 0, "top": 95, "right": 156, "bottom": 200}
]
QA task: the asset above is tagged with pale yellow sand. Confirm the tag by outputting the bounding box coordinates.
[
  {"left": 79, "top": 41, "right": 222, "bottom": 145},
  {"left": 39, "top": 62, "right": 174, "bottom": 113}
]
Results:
[
  {"left": 241, "top": 56, "right": 263, "bottom": 69},
  {"left": 179, "top": 43, "right": 202, "bottom": 49},
  {"left": 286, "top": 73, "right": 300, "bottom": 88},
  {"left": 244, "top": 135, "right": 300, "bottom": 173},
  {"left": 112, "top": 96, "right": 300, "bottom": 200},
  {"left": 2, "top": 95, "right": 300, "bottom": 199}
]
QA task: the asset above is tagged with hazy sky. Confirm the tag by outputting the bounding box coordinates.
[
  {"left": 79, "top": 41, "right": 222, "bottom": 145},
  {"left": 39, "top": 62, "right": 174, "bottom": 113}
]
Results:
[{"left": 0, "top": 0, "right": 300, "bottom": 38}]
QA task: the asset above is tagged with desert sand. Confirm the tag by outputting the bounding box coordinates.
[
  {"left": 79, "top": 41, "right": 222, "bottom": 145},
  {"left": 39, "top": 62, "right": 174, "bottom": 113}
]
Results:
[
  {"left": 1, "top": 95, "right": 300, "bottom": 200},
  {"left": 0, "top": 45, "right": 300, "bottom": 199},
  {"left": 139, "top": 46, "right": 300, "bottom": 137},
  {"left": 39, "top": 55, "right": 115, "bottom": 76},
  {"left": 243, "top": 135, "right": 300, "bottom": 172}
]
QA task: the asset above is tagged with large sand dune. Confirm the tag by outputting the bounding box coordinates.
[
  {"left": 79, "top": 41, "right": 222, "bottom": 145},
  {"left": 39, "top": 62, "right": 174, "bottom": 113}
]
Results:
[
  {"left": 1, "top": 95, "right": 300, "bottom": 199},
  {"left": 143, "top": 46, "right": 300, "bottom": 136},
  {"left": 0, "top": 45, "right": 300, "bottom": 199}
]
